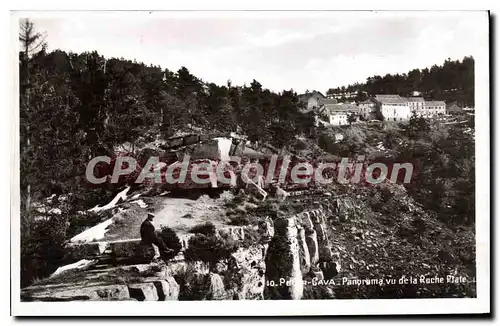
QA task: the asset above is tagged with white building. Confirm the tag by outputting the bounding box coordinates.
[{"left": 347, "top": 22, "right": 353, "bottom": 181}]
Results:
[
  {"left": 319, "top": 103, "right": 359, "bottom": 126},
  {"left": 374, "top": 95, "right": 411, "bottom": 121},
  {"left": 358, "top": 99, "right": 377, "bottom": 120},
  {"left": 328, "top": 111, "right": 348, "bottom": 125},
  {"left": 422, "top": 101, "right": 446, "bottom": 117},
  {"left": 406, "top": 97, "right": 425, "bottom": 115}
]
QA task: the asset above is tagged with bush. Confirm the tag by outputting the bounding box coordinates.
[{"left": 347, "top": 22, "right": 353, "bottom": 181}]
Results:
[
  {"left": 228, "top": 212, "right": 260, "bottom": 226},
  {"left": 158, "top": 226, "right": 182, "bottom": 259},
  {"left": 21, "top": 215, "right": 68, "bottom": 287},
  {"left": 184, "top": 233, "right": 238, "bottom": 264},
  {"left": 228, "top": 214, "right": 252, "bottom": 226},
  {"left": 189, "top": 222, "right": 216, "bottom": 235}
]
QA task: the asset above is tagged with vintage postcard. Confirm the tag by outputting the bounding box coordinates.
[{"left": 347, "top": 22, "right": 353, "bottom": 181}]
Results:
[{"left": 11, "top": 10, "right": 490, "bottom": 316}]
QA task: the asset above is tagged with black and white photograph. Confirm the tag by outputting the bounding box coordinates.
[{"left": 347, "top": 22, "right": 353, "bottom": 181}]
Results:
[{"left": 10, "top": 9, "right": 490, "bottom": 316}]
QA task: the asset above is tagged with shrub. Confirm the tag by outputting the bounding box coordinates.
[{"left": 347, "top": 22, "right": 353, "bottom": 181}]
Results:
[
  {"left": 228, "top": 214, "right": 252, "bottom": 226},
  {"left": 158, "top": 226, "right": 182, "bottom": 259},
  {"left": 21, "top": 215, "right": 68, "bottom": 287},
  {"left": 184, "top": 233, "right": 238, "bottom": 264},
  {"left": 189, "top": 222, "right": 216, "bottom": 235},
  {"left": 228, "top": 213, "right": 260, "bottom": 226}
]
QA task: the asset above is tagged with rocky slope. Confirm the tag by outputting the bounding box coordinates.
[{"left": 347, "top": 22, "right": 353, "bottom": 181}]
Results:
[
  {"left": 21, "top": 181, "right": 476, "bottom": 301},
  {"left": 21, "top": 199, "right": 341, "bottom": 301}
]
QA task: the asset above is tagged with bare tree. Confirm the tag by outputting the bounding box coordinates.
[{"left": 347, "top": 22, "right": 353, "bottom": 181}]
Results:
[{"left": 19, "top": 18, "right": 46, "bottom": 58}]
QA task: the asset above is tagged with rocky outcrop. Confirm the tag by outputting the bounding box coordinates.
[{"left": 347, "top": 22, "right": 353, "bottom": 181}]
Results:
[
  {"left": 227, "top": 246, "right": 266, "bottom": 300},
  {"left": 154, "top": 277, "right": 180, "bottom": 300},
  {"left": 311, "top": 210, "right": 331, "bottom": 261},
  {"left": 335, "top": 197, "right": 356, "bottom": 222},
  {"left": 258, "top": 216, "right": 274, "bottom": 244},
  {"left": 297, "top": 226, "right": 311, "bottom": 274},
  {"left": 305, "top": 229, "right": 320, "bottom": 265},
  {"left": 216, "top": 227, "right": 246, "bottom": 242},
  {"left": 65, "top": 241, "right": 109, "bottom": 260},
  {"left": 177, "top": 245, "right": 266, "bottom": 300},
  {"left": 298, "top": 212, "right": 320, "bottom": 265},
  {"left": 23, "top": 205, "right": 341, "bottom": 302},
  {"left": 65, "top": 225, "right": 252, "bottom": 265},
  {"left": 206, "top": 273, "right": 227, "bottom": 300},
  {"left": 262, "top": 206, "right": 341, "bottom": 300},
  {"left": 128, "top": 283, "right": 159, "bottom": 301},
  {"left": 20, "top": 263, "right": 180, "bottom": 302},
  {"left": 309, "top": 209, "right": 341, "bottom": 278},
  {"left": 21, "top": 284, "right": 131, "bottom": 301},
  {"left": 265, "top": 217, "right": 303, "bottom": 300}
]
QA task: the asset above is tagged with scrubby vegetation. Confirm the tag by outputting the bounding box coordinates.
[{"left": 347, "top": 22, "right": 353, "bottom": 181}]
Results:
[
  {"left": 184, "top": 233, "right": 239, "bottom": 265},
  {"left": 21, "top": 215, "right": 68, "bottom": 288},
  {"left": 316, "top": 114, "right": 475, "bottom": 228},
  {"left": 189, "top": 222, "right": 217, "bottom": 235}
]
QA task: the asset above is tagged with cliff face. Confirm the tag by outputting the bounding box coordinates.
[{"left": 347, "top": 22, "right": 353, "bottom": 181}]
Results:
[
  {"left": 263, "top": 207, "right": 341, "bottom": 300},
  {"left": 21, "top": 205, "right": 339, "bottom": 301}
]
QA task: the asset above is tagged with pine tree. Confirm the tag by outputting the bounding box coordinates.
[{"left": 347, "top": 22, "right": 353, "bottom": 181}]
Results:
[{"left": 19, "top": 19, "right": 46, "bottom": 222}]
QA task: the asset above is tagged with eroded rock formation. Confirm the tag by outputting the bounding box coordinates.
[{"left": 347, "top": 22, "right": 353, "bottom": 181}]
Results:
[{"left": 22, "top": 206, "right": 341, "bottom": 301}]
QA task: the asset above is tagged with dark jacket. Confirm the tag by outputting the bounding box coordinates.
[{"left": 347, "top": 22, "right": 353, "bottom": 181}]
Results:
[{"left": 140, "top": 219, "right": 159, "bottom": 245}]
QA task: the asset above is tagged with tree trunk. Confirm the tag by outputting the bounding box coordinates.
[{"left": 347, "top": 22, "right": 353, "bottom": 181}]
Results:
[{"left": 25, "top": 184, "right": 31, "bottom": 213}]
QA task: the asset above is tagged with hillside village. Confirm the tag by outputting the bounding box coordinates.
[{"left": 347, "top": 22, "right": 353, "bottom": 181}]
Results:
[{"left": 299, "top": 91, "right": 472, "bottom": 126}]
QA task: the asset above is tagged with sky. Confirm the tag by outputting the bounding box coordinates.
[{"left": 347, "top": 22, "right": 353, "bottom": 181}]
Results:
[{"left": 23, "top": 11, "right": 488, "bottom": 94}]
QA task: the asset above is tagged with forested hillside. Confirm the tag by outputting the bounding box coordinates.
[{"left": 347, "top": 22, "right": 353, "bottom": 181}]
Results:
[
  {"left": 20, "top": 49, "right": 315, "bottom": 210},
  {"left": 326, "top": 57, "right": 475, "bottom": 106}
]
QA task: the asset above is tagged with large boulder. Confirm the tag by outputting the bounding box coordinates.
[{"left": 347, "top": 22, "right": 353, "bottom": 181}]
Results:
[
  {"left": 153, "top": 277, "right": 180, "bottom": 301},
  {"left": 128, "top": 283, "right": 159, "bottom": 301},
  {"left": 206, "top": 273, "right": 227, "bottom": 300}
]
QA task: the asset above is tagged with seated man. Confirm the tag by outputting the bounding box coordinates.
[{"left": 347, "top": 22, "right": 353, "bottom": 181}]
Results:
[{"left": 140, "top": 212, "right": 171, "bottom": 261}]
